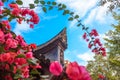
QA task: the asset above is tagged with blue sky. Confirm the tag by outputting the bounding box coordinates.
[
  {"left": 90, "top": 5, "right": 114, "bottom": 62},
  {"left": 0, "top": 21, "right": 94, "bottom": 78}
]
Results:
[{"left": 10, "top": 0, "right": 116, "bottom": 66}]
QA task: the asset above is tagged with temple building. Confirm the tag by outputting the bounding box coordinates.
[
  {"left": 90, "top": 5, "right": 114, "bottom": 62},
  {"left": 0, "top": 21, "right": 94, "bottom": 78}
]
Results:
[{"left": 33, "top": 28, "right": 67, "bottom": 66}]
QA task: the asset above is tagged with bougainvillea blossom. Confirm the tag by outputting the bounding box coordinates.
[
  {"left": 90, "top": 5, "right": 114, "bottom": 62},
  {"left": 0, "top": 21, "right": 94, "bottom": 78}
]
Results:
[
  {"left": 66, "top": 62, "right": 91, "bottom": 80},
  {"left": 0, "top": 1, "right": 3, "bottom": 6},
  {"left": 49, "top": 61, "right": 63, "bottom": 76},
  {"left": 90, "top": 29, "right": 99, "bottom": 37}
]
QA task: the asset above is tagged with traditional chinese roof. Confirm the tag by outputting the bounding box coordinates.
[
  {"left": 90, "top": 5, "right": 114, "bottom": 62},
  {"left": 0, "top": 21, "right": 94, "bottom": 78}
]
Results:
[{"left": 34, "top": 28, "right": 67, "bottom": 54}]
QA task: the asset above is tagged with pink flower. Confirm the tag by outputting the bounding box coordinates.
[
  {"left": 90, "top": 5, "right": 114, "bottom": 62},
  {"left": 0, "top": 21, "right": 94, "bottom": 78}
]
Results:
[
  {"left": 5, "top": 33, "right": 13, "bottom": 38},
  {"left": 22, "top": 70, "right": 29, "bottom": 78},
  {"left": 9, "top": 4, "right": 18, "bottom": 9},
  {"left": 6, "top": 38, "right": 18, "bottom": 49},
  {"left": 15, "top": 58, "right": 27, "bottom": 65},
  {"left": 66, "top": 62, "right": 91, "bottom": 80},
  {"left": 17, "top": 18, "right": 23, "bottom": 24},
  {"left": 49, "top": 61, "right": 63, "bottom": 76},
  {"left": 21, "top": 66, "right": 29, "bottom": 78},
  {"left": 88, "top": 43, "right": 92, "bottom": 49},
  {"left": 11, "top": 8, "right": 20, "bottom": 16},
  {"left": 83, "top": 32, "right": 87, "bottom": 39},
  {"left": 0, "top": 1, "right": 3, "bottom": 6},
  {"left": 13, "top": 66, "right": 17, "bottom": 73},
  {"left": 0, "top": 29, "right": 4, "bottom": 39},
  {"left": 30, "top": 24, "right": 34, "bottom": 28},
  {"left": 26, "top": 52, "right": 33, "bottom": 59},
  {"left": 0, "top": 53, "right": 11, "bottom": 62},
  {"left": 1, "top": 20, "right": 11, "bottom": 29},
  {"left": 90, "top": 29, "right": 99, "bottom": 37},
  {"left": 16, "top": 35, "right": 28, "bottom": 47},
  {"left": 21, "top": 8, "right": 30, "bottom": 16},
  {"left": 0, "top": 8, "right": 2, "bottom": 14},
  {"left": 94, "top": 38, "right": 102, "bottom": 46}
]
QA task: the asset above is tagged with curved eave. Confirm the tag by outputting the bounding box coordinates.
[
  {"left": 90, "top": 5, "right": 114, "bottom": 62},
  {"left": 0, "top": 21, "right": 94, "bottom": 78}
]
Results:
[{"left": 34, "top": 28, "right": 67, "bottom": 51}]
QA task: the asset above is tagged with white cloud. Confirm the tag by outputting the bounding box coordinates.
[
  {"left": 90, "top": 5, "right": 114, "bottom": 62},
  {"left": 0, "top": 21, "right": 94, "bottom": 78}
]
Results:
[
  {"left": 85, "top": 2, "right": 113, "bottom": 24},
  {"left": 77, "top": 51, "right": 95, "bottom": 62},
  {"left": 56, "top": 0, "right": 115, "bottom": 28},
  {"left": 64, "top": 50, "right": 95, "bottom": 66},
  {"left": 56, "top": 0, "right": 98, "bottom": 17},
  {"left": 13, "top": 21, "right": 32, "bottom": 35},
  {"left": 56, "top": 0, "right": 99, "bottom": 28}
]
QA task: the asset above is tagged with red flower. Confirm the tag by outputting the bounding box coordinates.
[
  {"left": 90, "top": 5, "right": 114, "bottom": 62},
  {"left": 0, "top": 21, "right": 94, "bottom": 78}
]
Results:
[
  {"left": 2, "top": 20, "right": 11, "bottom": 29},
  {"left": 83, "top": 32, "right": 87, "bottom": 39},
  {"left": 0, "top": 29, "right": 4, "bottom": 39},
  {"left": 49, "top": 61, "right": 63, "bottom": 76},
  {"left": 98, "top": 74, "right": 105, "bottom": 79},
  {"left": 9, "top": 4, "right": 18, "bottom": 9},
  {"left": 11, "top": 8, "right": 20, "bottom": 16},
  {"left": 0, "top": 1, "right": 3, "bottom": 6},
  {"left": 6, "top": 38, "right": 18, "bottom": 49},
  {"left": 66, "top": 62, "right": 91, "bottom": 80},
  {"left": 30, "top": 24, "right": 34, "bottom": 28},
  {"left": 0, "top": 53, "right": 11, "bottom": 62},
  {"left": 90, "top": 29, "right": 99, "bottom": 37},
  {"left": 26, "top": 52, "right": 33, "bottom": 59},
  {"left": 15, "top": 58, "right": 27, "bottom": 65},
  {"left": 88, "top": 43, "right": 92, "bottom": 49},
  {"left": 30, "top": 43, "right": 37, "bottom": 49},
  {"left": 17, "top": 18, "right": 23, "bottom": 24},
  {"left": 94, "top": 38, "right": 102, "bottom": 46},
  {"left": 0, "top": 8, "right": 2, "bottom": 14}
]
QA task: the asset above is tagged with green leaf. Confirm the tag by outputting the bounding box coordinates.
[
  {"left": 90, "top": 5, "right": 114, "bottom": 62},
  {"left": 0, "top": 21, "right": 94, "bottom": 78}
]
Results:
[
  {"left": 27, "top": 58, "right": 38, "bottom": 65},
  {"left": 52, "top": 2, "right": 57, "bottom": 5},
  {"left": 74, "top": 15, "right": 79, "bottom": 19},
  {"left": 63, "top": 10, "right": 70, "bottom": 15},
  {"left": 40, "top": 1, "right": 45, "bottom": 5},
  {"left": 49, "top": 6, "right": 53, "bottom": 10},
  {"left": 62, "top": 4, "right": 66, "bottom": 9},
  {"left": 34, "top": 0, "right": 39, "bottom": 4},
  {"left": 14, "top": 74, "right": 22, "bottom": 79},
  {"left": 42, "top": 7, "right": 47, "bottom": 13},
  {"left": 85, "top": 27, "right": 89, "bottom": 30},
  {"left": 68, "top": 17, "right": 73, "bottom": 21},
  {"left": 8, "top": 16, "right": 13, "bottom": 22},
  {"left": 16, "top": 0, "right": 23, "bottom": 5},
  {"left": 58, "top": 3, "right": 62, "bottom": 7},
  {"left": 70, "top": 12, "right": 74, "bottom": 15},
  {"left": 0, "top": 46, "right": 4, "bottom": 53},
  {"left": 47, "top": 1, "right": 51, "bottom": 4},
  {"left": 30, "top": 69, "right": 40, "bottom": 75},
  {"left": 2, "top": 0, "right": 7, "bottom": 2},
  {"left": 77, "top": 23, "right": 81, "bottom": 27},
  {"left": 16, "top": 54, "right": 25, "bottom": 58},
  {"left": 29, "top": 4, "right": 35, "bottom": 9}
]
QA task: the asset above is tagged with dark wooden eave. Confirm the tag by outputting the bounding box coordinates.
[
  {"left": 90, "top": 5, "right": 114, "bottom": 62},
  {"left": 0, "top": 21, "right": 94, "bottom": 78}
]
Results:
[{"left": 33, "top": 28, "right": 67, "bottom": 54}]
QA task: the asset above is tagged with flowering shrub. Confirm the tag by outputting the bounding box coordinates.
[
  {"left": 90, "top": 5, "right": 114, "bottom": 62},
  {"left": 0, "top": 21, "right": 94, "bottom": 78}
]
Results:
[
  {"left": 0, "top": 0, "right": 41, "bottom": 79},
  {"left": 0, "top": 23, "right": 41, "bottom": 79}
]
